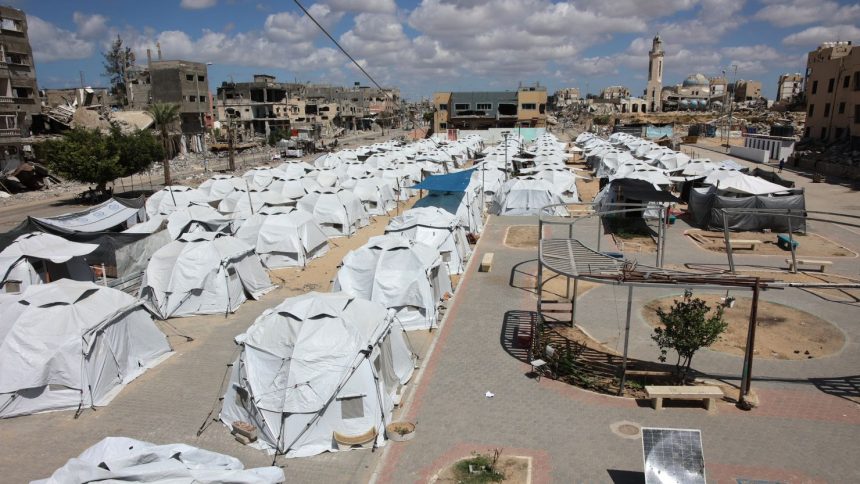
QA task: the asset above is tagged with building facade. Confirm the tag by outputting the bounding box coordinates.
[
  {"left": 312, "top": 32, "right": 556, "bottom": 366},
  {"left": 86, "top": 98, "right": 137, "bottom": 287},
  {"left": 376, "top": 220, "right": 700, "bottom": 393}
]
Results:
[
  {"left": 776, "top": 73, "right": 804, "bottom": 102},
  {"left": 734, "top": 80, "right": 762, "bottom": 102},
  {"left": 0, "top": 6, "right": 39, "bottom": 171},
  {"left": 646, "top": 34, "right": 664, "bottom": 112},
  {"left": 432, "top": 85, "right": 547, "bottom": 133},
  {"left": 553, "top": 87, "right": 580, "bottom": 108},
  {"left": 600, "top": 85, "right": 630, "bottom": 100},
  {"left": 804, "top": 41, "right": 860, "bottom": 142}
]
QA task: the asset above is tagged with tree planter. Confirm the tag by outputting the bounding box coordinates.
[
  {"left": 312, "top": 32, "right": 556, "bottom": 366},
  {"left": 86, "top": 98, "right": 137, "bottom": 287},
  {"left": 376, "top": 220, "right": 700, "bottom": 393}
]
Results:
[{"left": 386, "top": 422, "right": 416, "bottom": 442}]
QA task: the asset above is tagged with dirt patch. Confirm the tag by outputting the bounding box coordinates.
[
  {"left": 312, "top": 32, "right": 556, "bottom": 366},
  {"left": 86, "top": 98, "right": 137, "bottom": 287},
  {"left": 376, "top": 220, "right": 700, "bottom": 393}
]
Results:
[
  {"left": 643, "top": 294, "right": 845, "bottom": 360},
  {"left": 686, "top": 230, "right": 855, "bottom": 257},
  {"left": 431, "top": 454, "right": 530, "bottom": 484},
  {"left": 504, "top": 225, "right": 539, "bottom": 249},
  {"left": 575, "top": 175, "right": 600, "bottom": 202},
  {"left": 610, "top": 233, "right": 657, "bottom": 253}
]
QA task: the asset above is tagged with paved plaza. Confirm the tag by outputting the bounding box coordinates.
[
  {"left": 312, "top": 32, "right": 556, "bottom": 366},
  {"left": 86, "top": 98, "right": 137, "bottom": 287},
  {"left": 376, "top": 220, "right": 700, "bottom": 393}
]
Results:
[{"left": 2, "top": 150, "right": 860, "bottom": 482}]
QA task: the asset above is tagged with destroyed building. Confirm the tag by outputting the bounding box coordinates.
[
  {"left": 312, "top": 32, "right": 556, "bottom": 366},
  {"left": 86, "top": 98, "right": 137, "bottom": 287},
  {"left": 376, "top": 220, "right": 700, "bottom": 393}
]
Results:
[
  {"left": 433, "top": 84, "right": 547, "bottom": 132},
  {"left": 215, "top": 75, "right": 300, "bottom": 138},
  {"left": 776, "top": 73, "right": 804, "bottom": 103},
  {"left": 0, "top": 5, "right": 39, "bottom": 172},
  {"left": 803, "top": 41, "right": 859, "bottom": 142}
]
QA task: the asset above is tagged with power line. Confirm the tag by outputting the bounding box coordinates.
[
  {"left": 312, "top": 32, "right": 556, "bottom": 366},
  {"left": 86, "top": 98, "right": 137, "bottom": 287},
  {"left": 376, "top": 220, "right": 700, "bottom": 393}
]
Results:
[{"left": 292, "top": 0, "right": 387, "bottom": 93}]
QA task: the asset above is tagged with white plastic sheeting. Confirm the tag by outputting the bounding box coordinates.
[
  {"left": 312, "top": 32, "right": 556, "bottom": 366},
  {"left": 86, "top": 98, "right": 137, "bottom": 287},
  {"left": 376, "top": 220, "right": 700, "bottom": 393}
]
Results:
[
  {"left": 145, "top": 186, "right": 208, "bottom": 217},
  {"left": 342, "top": 177, "right": 397, "bottom": 215},
  {"left": 491, "top": 178, "right": 567, "bottom": 216},
  {"left": 332, "top": 235, "right": 452, "bottom": 330},
  {"left": 220, "top": 292, "right": 415, "bottom": 458},
  {"left": 197, "top": 175, "right": 246, "bottom": 203},
  {"left": 140, "top": 232, "right": 275, "bottom": 319},
  {"left": 234, "top": 208, "right": 329, "bottom": 269},
  {"left": 702, "top": 170, "right": 789, "bottom": 195},
  {"left": 33, "top": 436, "right": 284, "bottom": 483},
  {"left": 414, "top": 191, "right": 484, "bottom": 234},
  {"left": 0, "top": 232, "right": 97, "bottom": 293},
  {"left": 0, "top": 280, "right": 171, "bottom": 418},
  {"left": 166, "top": 204, "right": 235, "bottom": 240},
  {"left": 385, "top": 207, "right": 472, "bottom": 275}
]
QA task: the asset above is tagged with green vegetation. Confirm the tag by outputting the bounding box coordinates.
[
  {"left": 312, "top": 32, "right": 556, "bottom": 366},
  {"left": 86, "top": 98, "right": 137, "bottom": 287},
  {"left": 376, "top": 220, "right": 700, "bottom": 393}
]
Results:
[
  {"left": 652, "top": 290, "right": 728, "bottom": 382},
  {"left": 102, "top": 35, "right": 134, "bottom": 106},
  {"left": 267, "top": 127, "right": 289, "bottom": 146},
  {"left": 35, "top": 126, "right": 162, "bottom": 196},
  {"left": 147, "top": 102, "right": 181, "bottom": 186},
  {"left": 605, "top": 216, "right": 652, "bottom": 239},
  {"left": 454, "top": 450, "right": 505, "bottom": 483}
]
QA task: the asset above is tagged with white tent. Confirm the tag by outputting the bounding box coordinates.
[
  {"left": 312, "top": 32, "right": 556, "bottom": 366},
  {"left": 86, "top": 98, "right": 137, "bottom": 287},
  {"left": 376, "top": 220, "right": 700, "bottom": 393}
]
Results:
[
  {"left": 218, "top": 188, "right": 288, "bottom": 218},
  {"left": 297, "top": 190, "right": 369, "bottom": 237},
  {"left": 703, "top": 170, "right": 789, "bottom": 195},
  {"left": 332, "top": 235, "right": 452, "bottom": 330},
  {"left": 342, "top": 177, "right": 397, "bottom": 215},
  {"left": 220, "top": 292, "right": 415, "bottom": 458},
  {"left": 0, "top": 232, "right": 97, "bottom": 294},
  {"left": 140, "top": 232, "right": 275, "bottom": 319},
  {"left": 145, "top": 186, "right": 208, "bottom": 217},
  {"left": 491, "top": 178, "right": 568, "bottom": 216},
  {"left": 0, "top": 280, "right": 171, "bottom": 418},
  {"left": 166, "top": 204, "right": 235, "bottom": 239},
  {"left": 234, "top": 208, "right": 329, "bottom": 269},
  {"left": 414, "top": 191, "right": 484, "bottom": 234},
  {"left": 34, "top": 437, "right": 284, "bottom": 483},
  {"left": 198, "top": 174, "right": 246, "bottom": 202},
  {"left": 385, "top": 207, "right": 472, "bottom": 275}
]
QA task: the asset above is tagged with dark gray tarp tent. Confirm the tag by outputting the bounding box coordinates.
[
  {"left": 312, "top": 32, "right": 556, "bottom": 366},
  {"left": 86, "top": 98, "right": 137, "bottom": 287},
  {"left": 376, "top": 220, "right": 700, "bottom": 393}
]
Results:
[
  {"left": 0, "top": 196, "right": 169, "bottom": 276},
  {"left": 688, "top": 186, "right": 806, "bottom": 232}
]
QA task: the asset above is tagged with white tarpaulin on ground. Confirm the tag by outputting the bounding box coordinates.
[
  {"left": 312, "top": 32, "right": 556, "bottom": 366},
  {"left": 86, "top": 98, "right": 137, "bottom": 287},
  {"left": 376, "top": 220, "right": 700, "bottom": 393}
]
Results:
[
  {"left": 297, "top": 190, "right": 369, "bottom": 237},
  {"left": 0, "top": 280, "right": 171, "bottom": 418},
  {"left": 234, "top": 208, "right": 329, "bottom": 269},
  {"left": 220, "top": 292, "right": 415, "bottom": 458},
  {"left": 385, "top": 207, "right": 472, "bottom": 275},
  {"left": 0, "top": 232, "right": 97, "bottom": 293},
  {"left": 33, "top": 436, "right": 284, "bottom": 483},
  {"left": 332, "top": 235, "right": 452, "bottom": 330},
  {"left": 140, "top": 232, "right": 275, "bottom": 319},
  {"left": 34, "top": 198, "right": 146, "bottom": 233},
  {"left": 145, "top": 186, "right": 208, "bottom": 217}
]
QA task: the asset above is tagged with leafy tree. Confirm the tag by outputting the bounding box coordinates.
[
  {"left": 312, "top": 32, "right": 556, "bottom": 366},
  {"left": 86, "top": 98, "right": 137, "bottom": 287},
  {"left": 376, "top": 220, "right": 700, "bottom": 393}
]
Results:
[
  {"left": 35, "top": 127, "right": 164, "bottom": 196},
  {"left": 651, "top": 290, "right": 728, "bottom": 382},
  {"left": 102, "top": 35, "right": 134, "bottom": 106},
  {"left": 267, "top": 127, "right": 288, "bottom": 146},
  {"left": 147, "top": 103, "right": 181, "bottom": 186}
]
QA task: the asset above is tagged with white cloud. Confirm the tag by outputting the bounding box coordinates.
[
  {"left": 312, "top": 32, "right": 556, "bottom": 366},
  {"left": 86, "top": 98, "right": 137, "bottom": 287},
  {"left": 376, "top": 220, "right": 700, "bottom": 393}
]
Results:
[
  {"left": 783, "top": 24, "right": 860, "bottom": 46},
  {"left": 180, "top": 0, "right": 217, "bottom": 9},
  {"left": 754, "top": 1, "right": 860, "bottom": 28},
  {"left": 323, "top": 0, "right": 396, "bottom": 14},
  {"left": 28, "top": 16, "right": 94, "bottom": 62},
  {"left": 73, "top": 12, "right": 108, "bottom": 39}
]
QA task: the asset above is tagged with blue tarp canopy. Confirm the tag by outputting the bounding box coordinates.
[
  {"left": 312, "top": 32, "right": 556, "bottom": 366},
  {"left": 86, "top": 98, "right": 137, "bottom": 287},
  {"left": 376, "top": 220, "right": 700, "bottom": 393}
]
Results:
[{"left": 412, "top": 168, "right": 475, "bottom": 192}]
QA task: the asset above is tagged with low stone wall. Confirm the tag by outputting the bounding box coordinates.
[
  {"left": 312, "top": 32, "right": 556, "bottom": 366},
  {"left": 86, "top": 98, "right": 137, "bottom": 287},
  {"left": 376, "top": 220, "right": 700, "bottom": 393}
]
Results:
[{"left": 794, "top": 157, "right": 860, "bottom": 180}]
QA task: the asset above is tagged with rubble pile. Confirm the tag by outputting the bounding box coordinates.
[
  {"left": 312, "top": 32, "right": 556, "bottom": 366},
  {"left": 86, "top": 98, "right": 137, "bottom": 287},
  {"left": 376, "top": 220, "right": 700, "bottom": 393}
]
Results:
[{"left": 794, "top": 138, "right": 860, "bottom": 167}]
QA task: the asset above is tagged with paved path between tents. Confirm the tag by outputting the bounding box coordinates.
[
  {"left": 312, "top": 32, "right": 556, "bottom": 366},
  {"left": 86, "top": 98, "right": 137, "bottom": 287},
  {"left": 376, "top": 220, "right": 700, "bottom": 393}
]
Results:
[{"left": 371, "top": 215, "right": 860, "bottom": 483}]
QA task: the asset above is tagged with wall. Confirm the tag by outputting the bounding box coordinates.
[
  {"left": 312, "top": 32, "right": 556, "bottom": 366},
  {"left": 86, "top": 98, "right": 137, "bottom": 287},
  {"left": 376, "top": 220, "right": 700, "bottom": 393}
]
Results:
[
  {"left": 517, "top": 89, "right": 547, "bottom": 127},
  {"left": 729, "top": 145, "right": 769, "bottom": 163}
]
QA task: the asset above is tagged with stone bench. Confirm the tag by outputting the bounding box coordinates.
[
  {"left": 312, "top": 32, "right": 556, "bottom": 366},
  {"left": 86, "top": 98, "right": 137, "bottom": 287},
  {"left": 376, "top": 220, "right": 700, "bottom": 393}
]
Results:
[
  {"left": 645, "top": 385, "right": 723, "bottom": 412},
  {"left": 729, "top": 239, "right": 762, "bottom": 250},
  {"left": 479, "top": 252, "right": 494, "bottom": 272},
  {"left": 786, "top": 258, "right": 832, "bottom": 272}
]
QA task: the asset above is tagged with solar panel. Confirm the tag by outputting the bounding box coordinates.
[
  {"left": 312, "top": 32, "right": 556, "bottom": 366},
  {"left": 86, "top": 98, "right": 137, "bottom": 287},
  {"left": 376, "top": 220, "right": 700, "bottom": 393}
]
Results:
[{"left": 642, "top": 427, "right": 706, "bottom": 484}]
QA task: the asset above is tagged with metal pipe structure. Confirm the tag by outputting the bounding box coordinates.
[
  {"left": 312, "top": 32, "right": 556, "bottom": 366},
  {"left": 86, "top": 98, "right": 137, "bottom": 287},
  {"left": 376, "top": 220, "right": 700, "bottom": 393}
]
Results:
[
  {"left": 618, "top": 285, "right": 634, "bottom": 396},
  {"left": 738, "top": 279, "right": 761, "bottom": 408}
]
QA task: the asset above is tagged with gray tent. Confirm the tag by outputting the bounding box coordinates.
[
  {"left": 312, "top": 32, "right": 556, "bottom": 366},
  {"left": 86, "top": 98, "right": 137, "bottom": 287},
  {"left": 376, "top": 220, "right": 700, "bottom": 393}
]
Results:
[{"left": 688, "top": 186, "right": 806, "bottom": 232}]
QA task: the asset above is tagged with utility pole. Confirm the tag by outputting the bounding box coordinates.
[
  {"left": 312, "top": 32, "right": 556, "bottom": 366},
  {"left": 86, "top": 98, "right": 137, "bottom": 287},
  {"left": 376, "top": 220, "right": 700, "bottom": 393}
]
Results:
[
  {"left": 221, "top": 84, "right": 236, "bottom": 171},
  {"left": 725, "top": 64, "right": 738, "bottom": 151}
]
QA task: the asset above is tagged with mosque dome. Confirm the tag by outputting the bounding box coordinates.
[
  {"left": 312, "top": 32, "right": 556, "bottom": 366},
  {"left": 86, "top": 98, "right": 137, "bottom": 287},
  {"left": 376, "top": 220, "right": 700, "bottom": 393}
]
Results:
[{"left": 682, "top": 73, "right": 709, "bottom": 87}]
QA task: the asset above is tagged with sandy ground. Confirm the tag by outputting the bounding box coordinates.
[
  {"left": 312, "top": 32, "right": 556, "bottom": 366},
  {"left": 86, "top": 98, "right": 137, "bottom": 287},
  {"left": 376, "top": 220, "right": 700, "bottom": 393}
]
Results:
[
  {"left": 431, "top": 455, "right": 530, "bottom": 483},
  {"left": 643, "top": 294, "right": 845, "bottom": 360},
  {"left": 610, "top": 233, "right": 657, "bottom": 253},
  {"left": 504, "top": 225, "right": 539, "bottom": 249},
  {"left": 685, "top": 229, "right": 855, "bottom": 257}
]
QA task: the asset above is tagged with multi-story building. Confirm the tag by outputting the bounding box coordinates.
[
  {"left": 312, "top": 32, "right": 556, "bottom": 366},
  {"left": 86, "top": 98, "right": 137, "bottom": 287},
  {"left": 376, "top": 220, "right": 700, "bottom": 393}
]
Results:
[
  {"left": 600, "top": 85, "right": 631, "bottom": 100},
  {"left": 215, "top": 75, "right": 298, "bottom": 137},
  {"left": 0, "top": 5, "right": 39, "bottom": 171},
  {"left": 804, "top": 41, "right": 860, "bottom": 142},
  {"left": 127, "top": 58, "right": 211, "bottom": 138},
  {"left": 734, "top": 80, "right": 762, "bottom": 102},
  {"left": 432, "top": 85, "right": 547, "bottom": 132},
  {"left": 645, "top": 34, "right": 664, "bottom": 112},
  {"left": 776, "top": 73, "right": 804, "bottom": 103},
  {"left": 553, "top": 87, "right": 581, "bottom": 108}
]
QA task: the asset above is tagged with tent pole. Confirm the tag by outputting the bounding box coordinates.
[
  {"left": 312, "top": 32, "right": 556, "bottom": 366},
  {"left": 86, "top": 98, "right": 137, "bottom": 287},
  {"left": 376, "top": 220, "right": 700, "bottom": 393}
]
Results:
[
  {"left": 596, "top": 213, "right": 602, "bottom": 252},
  {"left": 723, "top": 209, "right": 736, "bottom": 274},
  {"left": 618, "top": 285, "right": 634, "bottom": 396},
  {"left": 787, "top": 216, "right": 797, "bottom": 274}
]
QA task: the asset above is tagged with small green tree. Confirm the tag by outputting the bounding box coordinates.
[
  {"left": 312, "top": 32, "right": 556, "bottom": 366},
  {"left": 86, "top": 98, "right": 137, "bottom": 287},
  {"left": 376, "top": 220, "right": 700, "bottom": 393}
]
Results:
[
  {"left": 37, "top": 128, "right": 121, "bottom": 194},
  {"left": 267, "top": 127, "right": 287, "bottom": 146},
  {"left": 147, "top": 103, "right": 181, "bottom": 186},
  {"left": 108, "top": 125, "right": 164, "bottom": 175},
  {"left": 651, "top": 290, "right": 728, "bottom": 382}
]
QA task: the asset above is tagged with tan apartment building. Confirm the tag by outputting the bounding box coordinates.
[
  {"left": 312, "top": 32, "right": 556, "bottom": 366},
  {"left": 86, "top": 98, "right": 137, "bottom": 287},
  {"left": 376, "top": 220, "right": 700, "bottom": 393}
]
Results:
[
  {"left": 804, "top": 41, "right": 860, "bottom": 141},
  {"left": 776, "top": 73, "right": 804, "bottom": 102},
  {"left": 0, "top": 5, "right": 39, "bottom": 171},
  {"left": 734, "top": 80, "right": 762, "bottom": 102},
  {"left": 432, "top": 85, "right": 547, "bottom": 133}
]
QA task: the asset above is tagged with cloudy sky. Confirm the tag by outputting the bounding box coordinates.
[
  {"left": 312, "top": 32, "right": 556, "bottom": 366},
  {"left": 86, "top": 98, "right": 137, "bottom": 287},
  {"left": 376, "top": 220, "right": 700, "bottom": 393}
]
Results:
[{"left": 21, "top": 0, "right": 860, "bottom": 100}]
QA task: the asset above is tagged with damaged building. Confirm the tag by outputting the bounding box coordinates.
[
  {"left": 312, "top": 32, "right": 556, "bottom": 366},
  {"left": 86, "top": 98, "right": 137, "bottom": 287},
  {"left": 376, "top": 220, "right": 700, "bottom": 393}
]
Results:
[
  {"left": 433, "top": 84, "right": 547, "bottom": 132},
  {"left": 0, "top": 5, "right": 39, "bottom": 172}
]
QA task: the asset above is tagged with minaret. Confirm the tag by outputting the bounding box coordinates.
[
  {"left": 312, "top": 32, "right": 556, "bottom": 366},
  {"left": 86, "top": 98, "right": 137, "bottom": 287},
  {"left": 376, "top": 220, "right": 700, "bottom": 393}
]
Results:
[{"left": 646, "top": 34, "right": 664, "bottom": 112}]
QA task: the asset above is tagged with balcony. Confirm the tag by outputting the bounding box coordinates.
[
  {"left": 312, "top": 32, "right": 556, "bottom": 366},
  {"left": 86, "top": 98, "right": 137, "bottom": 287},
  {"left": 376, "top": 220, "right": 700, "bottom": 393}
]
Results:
[
  {"left": 0, "top": 128, "right": 20, "bottom": 137},
  {"left": 0, "top": 96, "right": 34, "bottom": 104}
]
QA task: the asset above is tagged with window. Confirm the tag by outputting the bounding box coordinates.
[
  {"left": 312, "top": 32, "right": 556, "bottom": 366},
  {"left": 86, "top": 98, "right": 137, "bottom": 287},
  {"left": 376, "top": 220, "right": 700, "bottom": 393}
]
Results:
[
  {"left": 824, "top": 103, "right": 830, "bottom": 117},
  {"left": 438, "top": 103, "right": 447, "bottom": 111},
  {"left": 804, "top": 127, "right": 811, "bottom": 137},
  {"left": 808, "top": 104, "right": 814, "bottom": 116},
  {"left": 439, "top": 122, "right": 447, "bottom": 129},
  {"left": 844, "top": 76, "right": 850, "bottom": 88},
  {"left": 539, "top": 103, "right": 546, "bottom": 114},
  {"left": 827, "top": 78, "right": 835, "bottom": 93},
  {"left": 632, "top": 104, "right": 639, "bottom": 113},
  {"left": 476, "top": 103, "right": 492, "bottom": 110},
  {"left": 521, "top": 103, "right": 536, "bottom": 110},
  {"left": 454, "top": 103, "right": 470, "bottom": 110},
  {"left": 820, "top": 127, "right": 827, "bottom": 139},
  {"left": 812, "top": 80, "right": 818, "bottom": 94},
  {"left": 838, "top": 102, "right": 845, "bottom": 114},
  {"left": 835, "top": 127, "right": 844, "bottom": 139},
  {"left": 0, "top": 115, "right": 17, "bottom": 129},
  {"left": 198, "top": 75, "right": 205, "bottom": 82},
  {"left": 339, "top": 396, "right": 364, "bottom": 419},
  {"left": 855, "top": 105, "right": 860, "bottom": 123},
  {"left": 855, "top": 72, "right": 860, "bottom": 91},
  {"left": 498, "top": 103, "right": 517, "bottom": 115},
  {"left": 186, "top": 74, "right": 194, "bottom": 81}
]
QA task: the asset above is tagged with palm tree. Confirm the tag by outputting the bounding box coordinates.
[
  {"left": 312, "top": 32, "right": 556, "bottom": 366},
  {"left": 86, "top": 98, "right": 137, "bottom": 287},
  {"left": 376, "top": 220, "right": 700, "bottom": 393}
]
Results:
[{"left": 147, "top": 102, "right": 181, "bottom": 186}]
